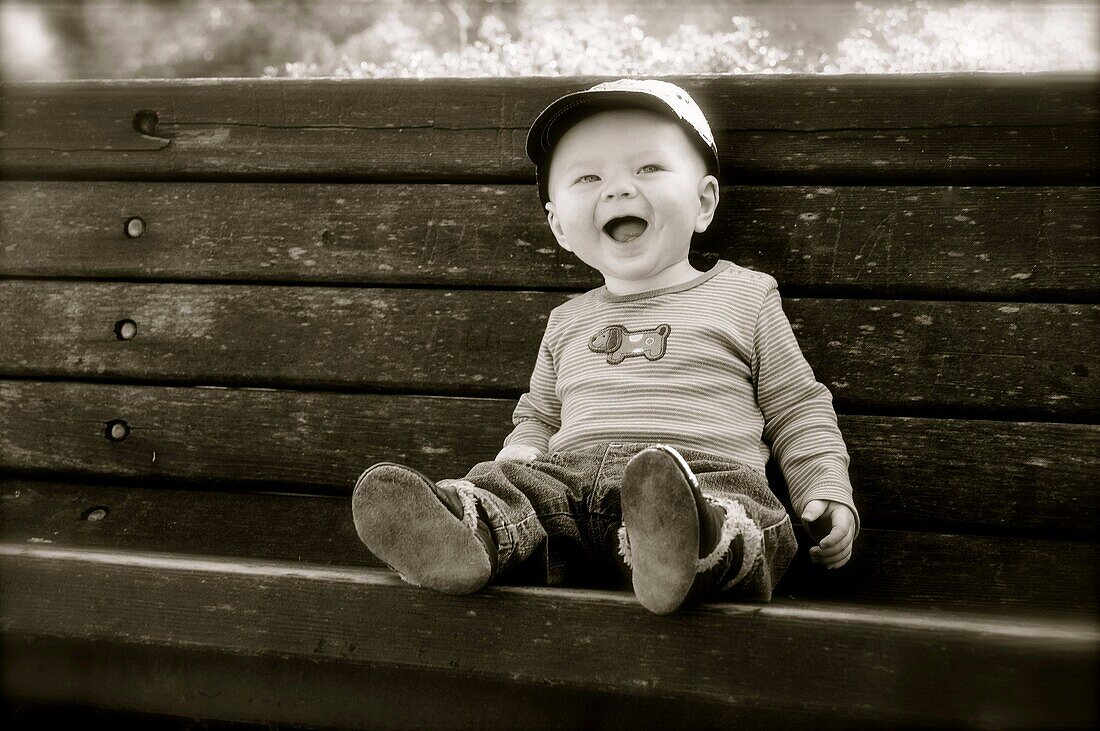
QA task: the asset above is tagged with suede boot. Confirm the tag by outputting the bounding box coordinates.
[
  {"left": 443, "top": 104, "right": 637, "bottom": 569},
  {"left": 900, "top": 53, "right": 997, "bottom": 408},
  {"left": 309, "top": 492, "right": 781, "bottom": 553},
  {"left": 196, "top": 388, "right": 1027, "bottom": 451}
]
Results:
[
  {"left": 352, "top": 462, "right": 498, "bottom": 594},
  {"left": 620, "top": 446, "right": 744, "bottom": 614}
]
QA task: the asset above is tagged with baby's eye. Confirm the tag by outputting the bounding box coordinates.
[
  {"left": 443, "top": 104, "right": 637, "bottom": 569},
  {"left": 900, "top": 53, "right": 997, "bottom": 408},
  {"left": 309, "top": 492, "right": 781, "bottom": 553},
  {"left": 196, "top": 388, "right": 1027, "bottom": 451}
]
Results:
[
  {"left": 575, "top": 174, "right": 599, "bottom": 184},
  {"left": 639, "top": 164, "right": 662, "bottom": 173}
]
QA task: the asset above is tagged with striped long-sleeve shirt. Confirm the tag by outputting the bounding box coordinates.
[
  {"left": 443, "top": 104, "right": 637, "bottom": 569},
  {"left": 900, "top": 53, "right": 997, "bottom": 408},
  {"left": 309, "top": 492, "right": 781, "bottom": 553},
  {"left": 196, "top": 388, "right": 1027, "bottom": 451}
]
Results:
[{"left": 504, "top": 260, "right": 859, "bottom": 536}]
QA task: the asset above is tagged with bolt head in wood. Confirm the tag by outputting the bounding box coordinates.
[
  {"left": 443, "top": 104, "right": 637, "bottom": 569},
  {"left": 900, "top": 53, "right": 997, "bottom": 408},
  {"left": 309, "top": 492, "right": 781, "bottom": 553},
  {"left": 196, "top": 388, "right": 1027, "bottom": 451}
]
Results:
[
  {"left": 125, "top": 217, "right": 146, "bottom": 238},
  {"left": 106, "top": 420, "right": 131, "bottom": 442},
  {"left": 115, "top": 319, "right": 137, "bottom": 340}
]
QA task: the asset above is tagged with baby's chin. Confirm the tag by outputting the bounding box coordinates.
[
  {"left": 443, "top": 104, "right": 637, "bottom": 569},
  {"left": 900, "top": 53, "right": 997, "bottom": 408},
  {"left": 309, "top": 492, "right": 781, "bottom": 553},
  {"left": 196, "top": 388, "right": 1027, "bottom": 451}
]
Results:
[{"left": 599, "top": 257, "right": 696, "bottom": 289}]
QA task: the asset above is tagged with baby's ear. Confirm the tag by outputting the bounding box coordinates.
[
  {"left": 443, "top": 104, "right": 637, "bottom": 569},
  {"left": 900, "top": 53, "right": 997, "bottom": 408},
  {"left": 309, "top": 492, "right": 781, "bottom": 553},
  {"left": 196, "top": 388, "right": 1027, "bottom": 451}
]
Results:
[
  {"left": 694, "top": 174, "right": 720, "bottom": 234},
  {"left": 545, "top": 201, "right": 574, "bottom": 252}
]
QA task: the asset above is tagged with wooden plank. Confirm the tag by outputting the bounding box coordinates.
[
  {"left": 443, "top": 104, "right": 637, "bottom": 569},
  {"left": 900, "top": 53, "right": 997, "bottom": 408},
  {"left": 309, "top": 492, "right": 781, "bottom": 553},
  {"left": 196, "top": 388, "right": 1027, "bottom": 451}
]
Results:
[
  {"left": 780, "top": 529, "right": 1099, "bottom": 617},
  {"left": 1, "top": 479, "right": 1095, "bottom": 614},
  {"left": 0, "top": 281, "right": 551, "bottom": 394},
  {"left": 1, "top": 283, "right": 1095, "bottom": 418},
  {"left": 2, "top": 75, "right": 1096, "bottom": 183},
  {"left": 2, "top": 182, "right": 1096, "bottom": 301},
  {"left": 1, "top": 383, "right": 1096, "bottom": 535},
  {"left": 1, "top": 546, "right": 1096, "bottom": 728},
  {"left": 0, "top": 479, "right": 386, "bottom": 569},
  {"left": 0, "top": 383, "right": 511, "bottom": 494},
  {"left": 836, "top": 416, "right": 1100, "bottom": 537},
  {"left": 4, "top": 638, "right": 883, "bottom": 731}
]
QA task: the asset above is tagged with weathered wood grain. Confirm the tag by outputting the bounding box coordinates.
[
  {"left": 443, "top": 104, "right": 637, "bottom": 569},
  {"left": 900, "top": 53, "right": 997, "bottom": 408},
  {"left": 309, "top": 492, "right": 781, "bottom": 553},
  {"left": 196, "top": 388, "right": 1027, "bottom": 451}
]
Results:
[
  {"left": 1, "top": 479, "right": 1095, "bottom": 614},
  {"left": 1, "top": 382, "right": 1095, "bottom": 536},
  {"left": 3, "top": 72, "right": 1096, "bottom": 731},
  {"left": 1, "top": 283, "right": 1094, "bottom": 418},
  {"left": 780, "top": 528, "right": 1099, "bottom": 615},
  {"left": 2, "top": 546, "right": 1096, "bottom": 728},
  {"left": 2, "top": 182, "right": 1095, "bottom": 300},
  {"left": 2, "top": 75, "right": 1095, "bottom": 182},
  {"left": 836, "top": 416, "right": 1100, "bottom": 536},
  {"left": 0, "top": 281, "right": 552, "bottom": 393},
  {"left": 3, "top": 636, "right": 899, "bottom": 731}
]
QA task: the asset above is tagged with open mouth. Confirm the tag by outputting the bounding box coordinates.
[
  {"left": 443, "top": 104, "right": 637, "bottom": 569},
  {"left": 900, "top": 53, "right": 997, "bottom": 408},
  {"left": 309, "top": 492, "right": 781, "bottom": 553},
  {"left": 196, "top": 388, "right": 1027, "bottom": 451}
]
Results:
[{"left": 603, "top": 216, "right": 648, "bottom": 243}]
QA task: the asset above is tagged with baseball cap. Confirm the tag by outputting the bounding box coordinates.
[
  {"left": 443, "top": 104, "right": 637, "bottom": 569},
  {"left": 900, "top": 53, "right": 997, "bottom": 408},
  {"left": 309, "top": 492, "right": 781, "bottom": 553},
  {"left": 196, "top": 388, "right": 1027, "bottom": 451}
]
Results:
[{"left": 526, "top": 79, "right": 721, "bottom": 208}]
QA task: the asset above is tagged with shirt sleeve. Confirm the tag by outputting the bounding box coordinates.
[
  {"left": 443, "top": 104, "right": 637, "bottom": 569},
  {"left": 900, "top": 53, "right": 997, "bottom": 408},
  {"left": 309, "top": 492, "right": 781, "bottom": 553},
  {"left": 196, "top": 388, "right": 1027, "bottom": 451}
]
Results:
[
  {"left": 502, "top": 317, "right": 562, "bottom": 454},
  {"left": 752, "top": 283, "right": 861, "bottom": 538}
]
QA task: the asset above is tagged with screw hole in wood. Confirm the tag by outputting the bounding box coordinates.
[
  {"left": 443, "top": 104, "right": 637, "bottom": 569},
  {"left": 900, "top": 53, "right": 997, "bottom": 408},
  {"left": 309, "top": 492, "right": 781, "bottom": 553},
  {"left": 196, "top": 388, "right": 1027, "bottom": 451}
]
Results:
[{"left": 133, "top": 109, "right": 159, "bottom": 136}]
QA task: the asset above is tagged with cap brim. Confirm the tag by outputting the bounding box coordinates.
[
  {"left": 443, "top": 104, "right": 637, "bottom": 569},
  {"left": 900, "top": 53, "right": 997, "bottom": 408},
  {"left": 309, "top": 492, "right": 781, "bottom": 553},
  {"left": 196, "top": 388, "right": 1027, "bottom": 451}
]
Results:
[{"left": 525, "top": 90, "right": 675, "bottom": 167}]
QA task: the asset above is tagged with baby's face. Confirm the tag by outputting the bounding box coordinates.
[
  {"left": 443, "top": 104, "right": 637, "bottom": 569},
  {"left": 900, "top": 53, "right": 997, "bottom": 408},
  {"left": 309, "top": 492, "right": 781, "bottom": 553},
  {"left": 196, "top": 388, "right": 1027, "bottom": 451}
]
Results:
[{"left": 544, "top": 108, "right": 719, "bottom": 291}]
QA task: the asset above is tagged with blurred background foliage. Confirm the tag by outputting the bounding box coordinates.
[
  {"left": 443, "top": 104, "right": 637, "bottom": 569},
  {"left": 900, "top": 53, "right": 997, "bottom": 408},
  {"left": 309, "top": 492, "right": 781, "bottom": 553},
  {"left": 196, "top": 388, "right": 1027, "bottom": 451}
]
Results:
[{"left": 2, "top": 0, "right": 1096, "bottom": 81}]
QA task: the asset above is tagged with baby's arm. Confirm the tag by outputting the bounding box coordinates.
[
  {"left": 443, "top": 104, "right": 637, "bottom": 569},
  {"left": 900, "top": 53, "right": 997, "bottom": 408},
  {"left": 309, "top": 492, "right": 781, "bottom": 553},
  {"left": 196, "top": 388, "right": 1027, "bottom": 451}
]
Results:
[
  {"left": 752, "top": 282, "right": 861, "bottom": 558},
  {"left": 498, "top": 315, "right": 561, "bottom": 461},
  {"left": 802, "top": 499, "right": 856, "bottom": 569}
]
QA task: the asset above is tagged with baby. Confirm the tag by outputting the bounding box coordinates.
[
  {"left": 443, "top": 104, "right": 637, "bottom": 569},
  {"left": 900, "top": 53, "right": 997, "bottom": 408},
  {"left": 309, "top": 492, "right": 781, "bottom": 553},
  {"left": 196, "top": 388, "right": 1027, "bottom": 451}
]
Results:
[{"left": 352, "top": 79, "right": 859, "bottom": 615}]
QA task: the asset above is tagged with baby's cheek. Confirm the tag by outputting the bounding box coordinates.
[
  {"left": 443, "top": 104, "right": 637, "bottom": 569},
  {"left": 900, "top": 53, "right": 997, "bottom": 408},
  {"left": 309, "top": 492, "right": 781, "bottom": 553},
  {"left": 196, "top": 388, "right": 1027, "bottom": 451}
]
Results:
[
  {"left": 659, "top": 195, "right": 699, "bottom": 231},
  {"left": 560, "top": 212, "right": 594, "bottom": 239}
]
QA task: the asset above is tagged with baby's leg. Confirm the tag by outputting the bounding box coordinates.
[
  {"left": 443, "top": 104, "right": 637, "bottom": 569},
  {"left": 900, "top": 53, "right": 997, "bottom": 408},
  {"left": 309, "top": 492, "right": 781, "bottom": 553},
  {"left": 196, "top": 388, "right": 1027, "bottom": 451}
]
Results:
[
  {"left": 353, "top": 455, "right": 570, "bottom": 593},
  {"left": 619, "top": 446, "right": 732, "bottom": 613},
  {"left": 619, "top": 446, "right": 795, "bottom": 612},
  {"left": 352, "top": 462, "right": 499, "bottom": 594},
  {"left": 691, "top": 453, "right": 798, "bottom": 603}
]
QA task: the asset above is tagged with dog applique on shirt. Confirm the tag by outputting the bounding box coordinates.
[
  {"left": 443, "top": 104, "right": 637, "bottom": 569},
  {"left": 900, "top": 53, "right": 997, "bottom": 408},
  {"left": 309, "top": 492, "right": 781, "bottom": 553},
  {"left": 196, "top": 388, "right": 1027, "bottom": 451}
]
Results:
[{"left": 588, "top": 324, "right": 671, "bottom": 364}]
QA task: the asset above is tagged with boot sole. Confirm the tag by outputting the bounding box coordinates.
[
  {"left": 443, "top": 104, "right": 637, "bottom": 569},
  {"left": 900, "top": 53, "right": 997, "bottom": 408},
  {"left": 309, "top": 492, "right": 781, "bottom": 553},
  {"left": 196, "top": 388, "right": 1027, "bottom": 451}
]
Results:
[
  {"left": 621, "top": 447, "right": 699, "bottom": 614},
  {"left": 352, "top": 463, "right": 491, "bottom": 594}
]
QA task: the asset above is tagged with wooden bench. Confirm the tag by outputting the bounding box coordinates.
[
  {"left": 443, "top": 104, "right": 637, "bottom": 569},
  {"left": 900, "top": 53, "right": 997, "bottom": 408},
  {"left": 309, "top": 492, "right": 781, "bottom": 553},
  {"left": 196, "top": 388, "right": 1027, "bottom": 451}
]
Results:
[{"left": 1, "top": 74, "right": 1097, "bottom": 729}]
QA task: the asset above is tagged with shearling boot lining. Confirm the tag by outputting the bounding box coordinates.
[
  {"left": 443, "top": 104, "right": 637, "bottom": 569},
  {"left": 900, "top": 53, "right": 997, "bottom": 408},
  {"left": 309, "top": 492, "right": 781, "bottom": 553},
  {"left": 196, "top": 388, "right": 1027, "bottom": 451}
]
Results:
[
  {"left": 617, "top": 522, "right": 633, "bottom": 566},
  {"left": 439, "top": 478, "right": 503, "bottom": 578},
  {"left": 438, "top": 478, "right": 481, "bottom": 533},
  {"left": 617, "top": 495, "right": 762, "bottom": 590},
  {"left": 708, "top": 495, "right": 763, "bottom": 591}
]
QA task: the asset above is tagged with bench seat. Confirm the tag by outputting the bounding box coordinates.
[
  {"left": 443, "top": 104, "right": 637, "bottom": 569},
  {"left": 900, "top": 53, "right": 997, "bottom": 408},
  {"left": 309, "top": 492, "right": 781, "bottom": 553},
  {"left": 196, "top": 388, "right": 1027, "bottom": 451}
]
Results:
[{"left": 4, "top": 544, "right": 1097, "bottom": 729}]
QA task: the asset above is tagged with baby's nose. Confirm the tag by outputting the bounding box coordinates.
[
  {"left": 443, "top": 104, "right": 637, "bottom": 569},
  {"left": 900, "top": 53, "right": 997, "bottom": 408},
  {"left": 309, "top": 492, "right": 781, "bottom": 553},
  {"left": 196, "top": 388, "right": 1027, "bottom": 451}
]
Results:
[{"left": 602, "top": 178, "right": 637, "bottom": 199}]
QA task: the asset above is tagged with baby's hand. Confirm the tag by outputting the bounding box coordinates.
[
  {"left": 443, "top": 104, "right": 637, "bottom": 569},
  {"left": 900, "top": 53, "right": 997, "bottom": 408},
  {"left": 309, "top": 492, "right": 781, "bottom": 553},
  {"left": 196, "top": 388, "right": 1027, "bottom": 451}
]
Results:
[
  {"left": 495, "top": 444, "right": 543, "bottom": 462},
  {"left": 800, "top": 500, "right": 855, "bottom": 570}
]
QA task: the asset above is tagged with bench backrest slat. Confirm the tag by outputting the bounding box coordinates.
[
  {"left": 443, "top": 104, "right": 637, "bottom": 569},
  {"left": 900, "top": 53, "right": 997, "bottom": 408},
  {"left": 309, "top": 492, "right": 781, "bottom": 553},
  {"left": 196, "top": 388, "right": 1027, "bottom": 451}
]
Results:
[
  {"left": 1, "top": 283, "right": 1094, "bottom": 420},
  {"left": 2, "top": 76, "right": 1096, "bottom": 183},
  {"left": 2, "top": 182, "right": 1097, "bottom": 300}
]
